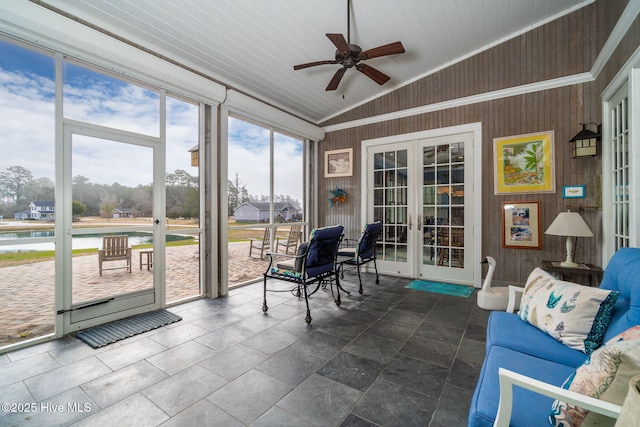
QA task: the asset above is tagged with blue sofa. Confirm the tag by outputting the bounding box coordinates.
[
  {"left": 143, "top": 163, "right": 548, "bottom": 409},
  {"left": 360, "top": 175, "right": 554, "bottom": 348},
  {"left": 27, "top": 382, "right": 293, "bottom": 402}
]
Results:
[{"left": 468, "top": 248, "right": 640, "bottom": 426}]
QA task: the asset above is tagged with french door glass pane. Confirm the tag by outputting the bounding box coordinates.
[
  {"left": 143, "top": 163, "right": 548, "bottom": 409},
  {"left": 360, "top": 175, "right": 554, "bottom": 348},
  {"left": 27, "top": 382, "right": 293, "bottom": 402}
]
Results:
[
  {"left": 375, "top": 150, "right": 408, "bottom": 262},
  {"left": 611, "top": 93, "right": 629, "bottom": 250},
  {"left": 424, "top": 143, "right": 465, "bottom": 269}
]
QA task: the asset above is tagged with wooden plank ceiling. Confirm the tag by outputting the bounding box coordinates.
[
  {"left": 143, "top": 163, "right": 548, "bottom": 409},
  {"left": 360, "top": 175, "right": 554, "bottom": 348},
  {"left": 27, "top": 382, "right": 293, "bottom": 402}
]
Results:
[{"left": 40, "top": 0, "right": 591, "bottom": 124}]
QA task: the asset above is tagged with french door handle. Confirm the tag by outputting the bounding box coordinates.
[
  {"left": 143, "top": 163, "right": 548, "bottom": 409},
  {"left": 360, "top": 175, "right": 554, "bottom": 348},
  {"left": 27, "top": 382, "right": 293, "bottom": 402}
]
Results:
[
  {"left": 417, "top": 214, "right": 422, "bottom": 230},
  {"left": 408, "top": 214, "right": 412, "bottom": 230}
]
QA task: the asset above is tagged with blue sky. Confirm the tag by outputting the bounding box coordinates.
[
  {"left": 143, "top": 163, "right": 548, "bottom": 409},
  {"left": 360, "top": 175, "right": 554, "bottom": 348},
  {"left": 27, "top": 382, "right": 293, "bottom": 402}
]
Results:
[
  {"left": 228, "top": 117, "right": 303, "bottom": 201},
  {"left": 1, "top": 40, "right": 195, "bottom": 187},
  {"left": 1, "top": 39, "right": 303, "bottom": 202}
]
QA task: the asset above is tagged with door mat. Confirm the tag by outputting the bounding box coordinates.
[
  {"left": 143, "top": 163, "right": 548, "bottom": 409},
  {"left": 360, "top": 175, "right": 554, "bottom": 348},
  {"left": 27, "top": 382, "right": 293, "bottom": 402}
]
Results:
[
  {"left": 405, "top": 280, "right": 475, "bottom": 298},
  {"left": 76, "top": 309, "right": 182, "bottom": 348}
]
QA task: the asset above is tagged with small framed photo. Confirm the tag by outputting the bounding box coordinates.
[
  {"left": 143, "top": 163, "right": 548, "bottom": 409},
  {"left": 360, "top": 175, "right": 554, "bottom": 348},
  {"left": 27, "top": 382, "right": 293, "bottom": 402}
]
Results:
[
  {"left": 562, "top": 185, "right": 586, "bottom": 198},
  {"left": 502, "top": 201, "right": 541, "bottom": 249},
  {"left": 325, "top": 148, "right": 353, "bottom": 178}
]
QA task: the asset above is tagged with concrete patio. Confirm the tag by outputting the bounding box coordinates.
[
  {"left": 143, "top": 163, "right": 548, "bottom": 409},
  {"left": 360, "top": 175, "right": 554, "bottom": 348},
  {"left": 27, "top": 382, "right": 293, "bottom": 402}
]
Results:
[{"left": 1, "top": 242, "right": 271, "bottom": 347}]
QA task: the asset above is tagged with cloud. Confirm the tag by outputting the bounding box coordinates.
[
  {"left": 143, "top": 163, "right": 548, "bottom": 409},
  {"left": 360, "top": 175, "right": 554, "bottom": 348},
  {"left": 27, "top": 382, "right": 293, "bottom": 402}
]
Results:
[
  {"left": 229, "top": 117, "right": 303, "bottom": 202},
  {"left": 2, "top": 41, "right": 303, "bottom": 202}
]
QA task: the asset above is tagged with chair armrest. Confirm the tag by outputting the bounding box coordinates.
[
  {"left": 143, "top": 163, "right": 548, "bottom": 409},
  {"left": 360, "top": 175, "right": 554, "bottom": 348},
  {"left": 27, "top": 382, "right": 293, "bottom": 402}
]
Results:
[
  {"left": 341, "top": 238, "right": 359, "bottom": 247},
  {"left": 494, "top": 368, "right": 621, "bottom": 427},
  {"left": 505, "top": 286, "right": 524, "bottom": 313},
  {"left": 266, "top": 251, "right": 304, "bottom": 259}
]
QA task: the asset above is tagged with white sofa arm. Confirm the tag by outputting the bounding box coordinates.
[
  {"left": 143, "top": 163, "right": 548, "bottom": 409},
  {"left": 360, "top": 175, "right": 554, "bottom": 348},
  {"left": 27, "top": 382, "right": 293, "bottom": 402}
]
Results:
[
  {"left": 493, "top": 368, "right": 621, "bottom": 427},
  {"left": 505, "top": 286, "right": 523, "bottom": 313}
]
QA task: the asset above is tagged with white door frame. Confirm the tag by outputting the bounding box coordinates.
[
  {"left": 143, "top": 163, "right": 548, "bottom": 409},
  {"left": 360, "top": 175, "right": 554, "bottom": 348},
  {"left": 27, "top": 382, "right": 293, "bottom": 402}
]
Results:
[
  {"left": 602, "top": 45, "right": 640, "bottom": 266},
  {"left": 361, "top": 123, "right": 483, "bottom": 287},
  {"left": 60, "top": 121, "right": 164, "bottom": 332}
]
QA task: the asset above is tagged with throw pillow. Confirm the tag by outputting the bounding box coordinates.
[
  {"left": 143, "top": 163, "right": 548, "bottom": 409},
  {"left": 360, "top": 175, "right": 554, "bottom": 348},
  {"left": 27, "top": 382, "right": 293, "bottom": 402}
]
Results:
[
  {"left": 519, "top": 268, "right": 619, "bottom": 354},
  {"left": 550, "top": 325, "right": 640, "bottom": 427}
]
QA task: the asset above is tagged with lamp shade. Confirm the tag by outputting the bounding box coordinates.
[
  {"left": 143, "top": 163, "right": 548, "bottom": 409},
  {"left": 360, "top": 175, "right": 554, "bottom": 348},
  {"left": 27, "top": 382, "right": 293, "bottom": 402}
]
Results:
[
  {"left": 545, "top": 211, "right": 594, "bottom": 237},
  {"left": 545, "top": 211, "right": 593, "bottom": 268}
]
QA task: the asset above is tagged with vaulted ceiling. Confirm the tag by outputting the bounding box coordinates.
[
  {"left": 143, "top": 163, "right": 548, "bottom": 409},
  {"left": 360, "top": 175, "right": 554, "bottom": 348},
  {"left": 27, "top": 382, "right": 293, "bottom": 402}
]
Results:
[{"left": 40, "top": 0, "right": 591, "bottom": 124}]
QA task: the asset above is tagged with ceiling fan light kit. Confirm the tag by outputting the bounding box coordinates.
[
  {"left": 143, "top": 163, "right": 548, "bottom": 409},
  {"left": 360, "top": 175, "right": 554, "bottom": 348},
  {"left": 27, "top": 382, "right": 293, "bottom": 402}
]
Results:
[{"left": 293, "top": 1, "right": 405, "bottom": 91}]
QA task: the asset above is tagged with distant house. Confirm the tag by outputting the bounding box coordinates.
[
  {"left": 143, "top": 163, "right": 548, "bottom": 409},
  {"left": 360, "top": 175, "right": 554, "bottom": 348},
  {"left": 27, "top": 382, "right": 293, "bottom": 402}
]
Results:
[
  {"left": 99, "top": 207, "right": 137, "bottom": 219},
  {"left": 113, "top": 208, "right": 135, "bottom": 219},
  {"left": 234, "top": 202, "right": 299, "bottom": 223},
  {"left": 14, "top": 201, "right": 55, "bottom": 220}
]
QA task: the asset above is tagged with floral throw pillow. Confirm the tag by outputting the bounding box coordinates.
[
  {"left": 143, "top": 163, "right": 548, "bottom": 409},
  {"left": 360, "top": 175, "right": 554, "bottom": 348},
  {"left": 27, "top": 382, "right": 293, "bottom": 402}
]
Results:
[
  {"left": 550, "top": 325, "right": 640, "bottom": 427},
  {"left": 518, "top": 268, "right": 619, "bottom": 354}
]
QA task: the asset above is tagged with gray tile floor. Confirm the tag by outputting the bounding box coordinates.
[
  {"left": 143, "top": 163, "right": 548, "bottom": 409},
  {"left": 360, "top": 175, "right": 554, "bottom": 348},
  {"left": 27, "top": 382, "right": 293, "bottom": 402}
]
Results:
[{"left": 0, "top": 273, "right": 489, "bottom": 426}]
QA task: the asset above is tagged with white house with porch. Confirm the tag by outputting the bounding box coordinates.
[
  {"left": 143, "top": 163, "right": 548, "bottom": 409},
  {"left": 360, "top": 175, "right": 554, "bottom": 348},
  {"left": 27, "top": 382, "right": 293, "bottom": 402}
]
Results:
[{"left": 14, "top": 201, "right": 55, "bottom": 220}]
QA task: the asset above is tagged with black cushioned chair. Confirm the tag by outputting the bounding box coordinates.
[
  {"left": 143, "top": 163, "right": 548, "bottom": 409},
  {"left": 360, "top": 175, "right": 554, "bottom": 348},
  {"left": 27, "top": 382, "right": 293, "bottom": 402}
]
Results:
[
  {"left": 337, "top": 221, "right": 382, "bottom": 294},
  {"left": 262, "top": 225, "right": 344, "bottom": 324}
]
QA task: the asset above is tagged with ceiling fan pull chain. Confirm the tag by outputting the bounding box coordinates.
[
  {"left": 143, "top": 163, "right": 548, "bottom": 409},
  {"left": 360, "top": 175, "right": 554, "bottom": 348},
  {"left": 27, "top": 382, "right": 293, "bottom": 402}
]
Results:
[{"left": 347, "top": 0, "right": 351, "bottom": 44}]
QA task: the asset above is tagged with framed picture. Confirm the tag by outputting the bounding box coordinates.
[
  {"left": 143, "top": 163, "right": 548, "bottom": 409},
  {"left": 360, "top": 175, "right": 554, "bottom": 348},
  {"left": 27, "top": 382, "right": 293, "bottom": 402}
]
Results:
[
  {"left": 562, "top": 185, "right": 586, "bottom": 198},
  {"left": 494, "top": 131, "right": 555, "bottom": 194},
  {"left": 325, "top": 148, "right": 353, "bottom": 178},
  {"left": 502, "top": 201, "right": 541, "bottom": 249}
]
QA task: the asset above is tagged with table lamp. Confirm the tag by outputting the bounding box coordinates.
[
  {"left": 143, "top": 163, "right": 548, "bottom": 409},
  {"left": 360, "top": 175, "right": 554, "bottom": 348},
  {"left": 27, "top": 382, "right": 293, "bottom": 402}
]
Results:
[{"left": 545, "top": 210, "right": 594, "bottom": 268}]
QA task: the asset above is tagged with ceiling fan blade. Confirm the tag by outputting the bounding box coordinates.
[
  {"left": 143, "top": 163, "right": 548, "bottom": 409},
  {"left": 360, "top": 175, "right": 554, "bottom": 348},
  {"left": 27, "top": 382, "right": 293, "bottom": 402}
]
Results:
[
  {"left": 356, "top": 63, "right": 390, "bottom": 85},
  {"left": 326, "top": 33, "right": 351, "bottom": 54},
  {"left": 359, "top": 41, "right": 405, "bottom": 60},
  {"left": 326, "top": 67, "right": 347, "bottom": 91},
  {"left": 293, "top": 60, "right": 337, "bottom": 70}
]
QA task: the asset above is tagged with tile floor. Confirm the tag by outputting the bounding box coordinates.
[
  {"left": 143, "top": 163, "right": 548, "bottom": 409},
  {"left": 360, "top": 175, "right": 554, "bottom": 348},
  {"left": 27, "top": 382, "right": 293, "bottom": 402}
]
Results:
[{"left": 0, "top": 273, "right": 489, "bottom": 426}]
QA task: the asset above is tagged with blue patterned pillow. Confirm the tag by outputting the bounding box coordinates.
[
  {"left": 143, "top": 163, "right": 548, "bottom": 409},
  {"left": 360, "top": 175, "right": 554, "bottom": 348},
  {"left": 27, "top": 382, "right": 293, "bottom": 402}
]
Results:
[
  {"left": 519, "top": 268, "right": 619, "bottom": 354},
  {"left": 550, "top": 325, "right": 640, "bottom": 426}
]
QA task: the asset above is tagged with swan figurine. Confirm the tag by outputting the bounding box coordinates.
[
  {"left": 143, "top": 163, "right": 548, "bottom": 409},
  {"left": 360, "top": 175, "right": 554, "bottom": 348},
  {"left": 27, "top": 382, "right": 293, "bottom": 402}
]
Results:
[{"left": 477, "top": 256, "right": 510, "bottom": 311}]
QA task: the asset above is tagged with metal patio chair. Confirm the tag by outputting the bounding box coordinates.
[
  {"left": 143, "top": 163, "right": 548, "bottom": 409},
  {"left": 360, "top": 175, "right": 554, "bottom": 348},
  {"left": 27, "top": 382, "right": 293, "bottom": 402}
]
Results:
[
  {"left": 337, "top": 221, "right": 382, "bottom": 294},
  {"left": 262, "top": 224, "right": 344, "bottom": 324}
]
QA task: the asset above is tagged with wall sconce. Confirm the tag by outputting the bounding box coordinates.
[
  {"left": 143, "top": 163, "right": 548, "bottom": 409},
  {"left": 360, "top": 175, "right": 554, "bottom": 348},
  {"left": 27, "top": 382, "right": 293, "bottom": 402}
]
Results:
[{"left": 569, "top": 123, "right": 601, "bottom": 158}]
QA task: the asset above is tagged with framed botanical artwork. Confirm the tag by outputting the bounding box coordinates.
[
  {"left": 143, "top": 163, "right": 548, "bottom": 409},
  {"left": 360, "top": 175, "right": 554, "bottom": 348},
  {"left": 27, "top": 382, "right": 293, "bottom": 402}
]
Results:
[
  {"left": 562, "top": 185, "right": 586, "bottom": 198},
  {"left": 502, "top": 201, "right": 541, "bottom": 249},
  {"left": 494, "top": 131, "right": 555, "bottom": 194},
  {"left": 325, "top": 148, "right": 353, "bottom": 178}
]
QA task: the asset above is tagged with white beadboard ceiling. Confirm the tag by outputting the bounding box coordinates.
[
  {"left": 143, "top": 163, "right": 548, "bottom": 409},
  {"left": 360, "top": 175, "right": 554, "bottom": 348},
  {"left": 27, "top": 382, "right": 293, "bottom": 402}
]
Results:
[{"left": 40, "top": 0, "right": 591, "bottom": 124}]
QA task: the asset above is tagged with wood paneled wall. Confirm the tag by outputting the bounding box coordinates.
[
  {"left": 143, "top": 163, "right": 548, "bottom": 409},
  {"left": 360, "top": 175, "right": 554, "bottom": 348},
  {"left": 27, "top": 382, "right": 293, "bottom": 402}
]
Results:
[{"left": 316, "top": 1, "right": 639, "bottom": 285}]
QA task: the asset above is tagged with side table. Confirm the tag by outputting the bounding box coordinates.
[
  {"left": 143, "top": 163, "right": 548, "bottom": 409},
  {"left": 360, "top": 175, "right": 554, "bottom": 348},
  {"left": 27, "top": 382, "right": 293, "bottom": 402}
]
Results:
[
  {"left": 139, "top": 249, "right": 153, "bottom": 270},
  {"left": 541, "top": 260, "right": 603, "bottom": 287}
]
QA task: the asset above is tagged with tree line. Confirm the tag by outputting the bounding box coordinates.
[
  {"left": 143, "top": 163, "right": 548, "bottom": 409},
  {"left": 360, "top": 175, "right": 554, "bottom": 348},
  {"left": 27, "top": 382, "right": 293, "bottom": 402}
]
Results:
[
  {"left": 1, "top": 166, "right": 300, "bottom": 221},
  {"left": 0, "top": 166, "right": 199, "bottom": 219}
]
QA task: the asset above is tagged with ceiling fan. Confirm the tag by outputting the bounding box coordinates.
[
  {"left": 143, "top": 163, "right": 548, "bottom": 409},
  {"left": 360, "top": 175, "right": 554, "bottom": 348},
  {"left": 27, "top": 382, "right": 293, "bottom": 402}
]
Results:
[{"left": 293, "top": 0, "right": 405, "bottom": 91}]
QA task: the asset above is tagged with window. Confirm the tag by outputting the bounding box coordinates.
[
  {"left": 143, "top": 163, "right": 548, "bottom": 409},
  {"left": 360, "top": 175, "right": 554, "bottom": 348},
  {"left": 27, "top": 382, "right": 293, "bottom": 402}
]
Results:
[
  {"left": 226, "top": 116, "right": 305, "bottom": 288},
  {"left": 0, "top": 39, "right": 56, "bottom": 348}
]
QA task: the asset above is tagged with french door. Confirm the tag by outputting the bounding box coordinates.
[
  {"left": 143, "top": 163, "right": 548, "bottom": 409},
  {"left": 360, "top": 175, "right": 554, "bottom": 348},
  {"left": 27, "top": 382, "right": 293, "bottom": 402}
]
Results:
[
  {"left": 61, "top": 123, "right": 163, "bottom": 330},
  {"left": 365, "top": 130, "right": 478, "bottom": 285}
]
